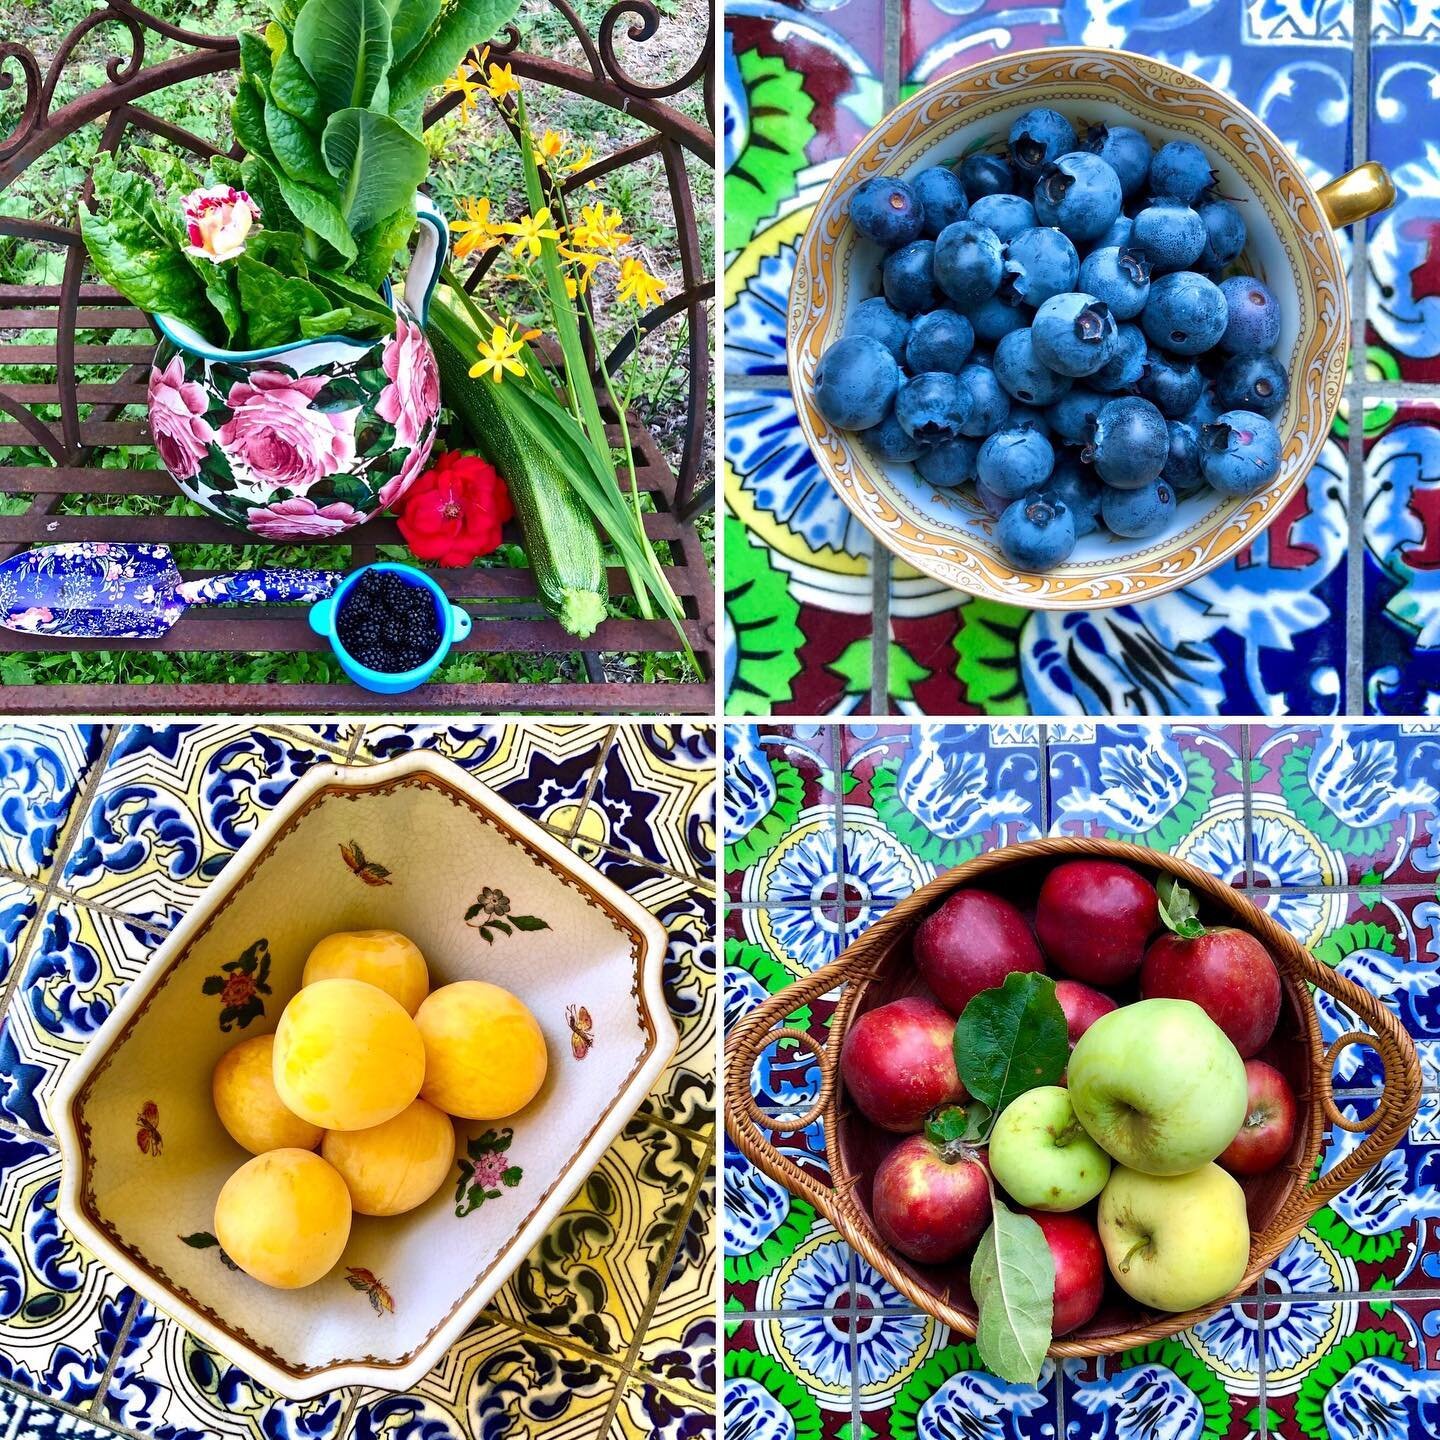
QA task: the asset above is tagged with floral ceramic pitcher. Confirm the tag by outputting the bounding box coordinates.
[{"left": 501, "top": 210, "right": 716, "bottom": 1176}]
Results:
[{"left": 146, "top": 194, "right": 447, "bottom": 541}]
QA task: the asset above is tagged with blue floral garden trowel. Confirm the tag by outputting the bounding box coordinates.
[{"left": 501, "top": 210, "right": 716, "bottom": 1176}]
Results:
[{"left": 0, "top": 543, "right": 341, "bottom": 638}]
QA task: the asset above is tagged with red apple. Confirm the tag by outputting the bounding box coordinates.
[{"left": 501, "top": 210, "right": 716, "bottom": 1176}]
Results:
[
  {"left": 1035, "top": 861, "right": 1158, "bottom": 985},
  {"left": 1027, "top": 1211, "right": 1106, "bottom": 1335},
  {"left": 1219, "top": 1059, "right": 1297, "bottom": 1175},
  {"left": 872, "top": 1130, "right": 991, "bottom": 1264},
  {"left": 840, "top": 996, "right": 965, "bottom": 1133},
  {"left": 913, "top": 889, "right": 1044, "bottom": 1015},
  {"left": 1140, "top": 894, "right": 1281, "bottom": 1056},
  {"left": 1055, "top": 980, "right": 1118, "bottom": 1045}
]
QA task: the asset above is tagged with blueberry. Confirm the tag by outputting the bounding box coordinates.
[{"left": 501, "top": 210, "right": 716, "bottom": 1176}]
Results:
[
  {"left": 1002, "top": 226, "right": 1079, "bottom": 306},
  {"left": 917, "top": 436, "right": 980, "bottom": 488},
  {"left": 1033, "top": 152, "right": 1123, "bottom": 243},
  {"left": 1161, "top": 419, "right": 1204, "bottom": 494},
  {"left": 1091, "top": 322, "right": 1147, "bottom": 392},
  {"left": 993, "top": 328, "right": 1073, "bottom": 405},
  {"left": 1218, "top": 276, "right": 1281, "bottom": 354},
  {"left": 1042, "top": 457, "right": 1104, "bottom": 537},
  {"left": 847, "top": 296, "right": 911, "bottom": 361},
  {"left": 1185, "top": 381, "right": 1223, "bottom": 430},
  {"left": 905, "top": 309, "right": 975, "bottom": 373},
  {"left": 1078, "top": 245, "right": 1151, "bottom": 320},
  {"left": 1101, "top": 478, "right": 1177, "bottom": 538},
  {"left": 956, "top": 361, "right": 1011, "bottom": 436},
  {"left": 1136, "top": 349, "right": 1203, "bottom": 418},
  {"left": 913, "top": 166, "right": 969, "bottom": 237},
  {"left": 1089, "top": 395, "right": 1168, "bottom": 488},
  {"left": 1149, "top": 140, "right": 1215, "bottom": 205},
  {"left": 895, "top": 370, "right": 972, "bottom": 442},
  {"left": 814, "top": 334, "right": 899, "bottom": 430},
  {"left": 1197, "top": 199, "right": 1247, "bottom": 271},
  {"left": 1007, "top": 402, "right": 1053, "bottom": 436},
  {"left": 959, "top": 152, "right": 1018, "bottom": 199},
  {"left": 967, "top": 291, "right": 1029, "bottom": 344},
  {"left": 1030, "top": 291, "right": 1118, "bottom": 377},
  {"left": 850, "top": 175, "right": 924, "bottom": 247},
  {"left": 882, "top": 239, "right": 938, "bottom": 314},
  {"left": 1200, "top": 408, "right": 1282, "bottom": 495},
  {"left": 1008, "top": 108, "right": 1078, "bottom": 178},
  {"left": 978, "top": 424, "right": 1056, "bottom": 500},
  {"left": 968, "top": 193, "right": 1037, "bottom": 243},
  {"left": 1082, "top": 124, "right": 1152, "bottom": 199},
  {"left": 866, "top": 405, "right": 927, "bottom": 463},
  {"left": 934, "top": 220, "right": 1005, "bottom": 307},
  {"left": 1098, "top": 215, "right": 1134, "bottom": 248},
  {"left": 975, "top": 478, "right": 1011, "bottom": 517},
  {"left": 1051, "top": 387, "right": 1107, "bottom": 444},
  {"left": 1214, "top": 351, "right": 1288, "bottom": 417},
  {"left": 1141, "top": 271, "right": 1227, "bottom": 355},
  {"left": 997, "top": 492, "right": 1076, "bottom": 569},
  {"left": 1131, "top": 201, "right": 1206, "bottom": 273}
]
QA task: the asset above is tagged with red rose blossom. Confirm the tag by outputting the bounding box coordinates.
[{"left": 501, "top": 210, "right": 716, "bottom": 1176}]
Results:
[{"left": 394, "top": 450, "right": 513, "bottom": 566}]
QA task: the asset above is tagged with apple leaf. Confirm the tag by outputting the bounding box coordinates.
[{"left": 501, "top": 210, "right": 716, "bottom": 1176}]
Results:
[
  {"left": 1157, "top": 875, "right": 1206, "bottom": 939},
  {"left": 924, "top": 1099, "right": 992, "bottom": 1153},
  {"left": 952, "top": 972, "right": 1068, "bottom": 1116},
  {"left": 970, "top": 1196, "right": 1055, "bottom": 1385}
]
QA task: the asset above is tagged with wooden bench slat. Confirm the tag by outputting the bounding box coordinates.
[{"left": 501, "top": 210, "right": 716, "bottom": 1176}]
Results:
[{"left": 2, "top": 345, "right": 155, "bottom": 363}]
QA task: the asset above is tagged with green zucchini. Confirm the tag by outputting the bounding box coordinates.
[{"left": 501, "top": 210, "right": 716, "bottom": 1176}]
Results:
[{"left": 428, "top": 324, "right": 608, "bottom": 638}]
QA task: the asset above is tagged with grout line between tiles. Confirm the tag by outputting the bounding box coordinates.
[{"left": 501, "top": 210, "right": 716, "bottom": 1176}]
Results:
[
  {"left": 342, "top": 725, "right": 366, "bottom": 763},
  {"left": 0, "top": 1117, "right": 57, "bottom": 1149},
  {"left": 86, "top": 1294, "right": 141, "bottom": 1422},
  {"left": 1038, "top": 724, "right": 1051, "bottom": 830},
  {"left": 871, "top": 548, "right": 891, "bottom": 717},
  {"left": 0, "top": 1375, "right": 134, "bottom": 1440},
  {"left": 1242, "top": 726, "right": 1256, "bottom": 885},
  {"left": 332, "top": 1390, "right": 363, "bottom": 1440},
  {"left": 569, "top": 725, "right": 619, "bottom": 840},
  {"left": 1255, "top": 1265, "right": 1269, "bottom": 1440}
]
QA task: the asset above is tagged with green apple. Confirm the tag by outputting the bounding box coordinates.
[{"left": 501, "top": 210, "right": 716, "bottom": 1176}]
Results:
[
  {"left": 1098, "top": 1163, "right": 1250, "bottom": 1312},
  {"left": 988, "top": 1085, "right": 1111, "bottom": 1211},
  {"left": 1067, "top": 998, "right": 1246, "bottom": 1174}
]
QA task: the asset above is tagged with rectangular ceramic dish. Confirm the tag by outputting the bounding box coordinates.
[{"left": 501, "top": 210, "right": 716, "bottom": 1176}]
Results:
[{"left": 52, "top": 752, "right": 675, "bottom": 1398}]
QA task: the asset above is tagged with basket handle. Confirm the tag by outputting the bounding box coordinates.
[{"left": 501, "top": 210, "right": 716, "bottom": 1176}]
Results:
[{"left": 1273, "top": 956, "right": 1422, "bottom": 1229}]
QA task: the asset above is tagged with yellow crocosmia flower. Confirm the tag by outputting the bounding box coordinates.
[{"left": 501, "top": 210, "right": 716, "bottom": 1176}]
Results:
[
  {"left": 617, "top": 257, "right": 666, "bottom": 308},
  {"left": 442, "top": 64, "right": 483, "bottom": 120},
  {"left": 468, "top": 323, "right": 529, "bottom": 384},
  {"left": 564, "top": 273, "right": 590, "bottom": 299},
  {"left": 536, "top": 130, "right": 568, "bottom": 163},
  {"left": 450, "top": 196, "right": 502, "bottom": 259},
  {"left": 486, "top": 62, "right": 521, "bottom": 100},
  {"left": 503, "top": 207, "right": 561, "bottom": 259},
  {"left": 566, "top": 145, "right": 595, "bottom": 175},
  {"left": 572, "top": 201, "right": 631, "bottom": 253},
  {"left": 559, "top": 245, "right": 607, "bottom": 277}
]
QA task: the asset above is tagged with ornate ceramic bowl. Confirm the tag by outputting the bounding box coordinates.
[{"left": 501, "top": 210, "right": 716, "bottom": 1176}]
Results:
[
  {"left": 50, "top": 753, "right": 674, "bottom": 1399},
  {"left": 146, "top": 195, "right": 448, "bottom": 541},
  {"left": 787, "top": 48, "right": 1393, "bottom": 609}
]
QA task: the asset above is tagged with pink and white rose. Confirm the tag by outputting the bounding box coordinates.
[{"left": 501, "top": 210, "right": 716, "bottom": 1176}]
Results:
[
  {"left": 148, "top": 354, "right": 213, "bottom": 480},
  {"left": 218, "top": 370, "right": 356, "bottom": 494},
  {"left": 376, "top": 423, "right": 437, "bottom": 512},
  {"left": 182, "top": 184, "right": 261, "bottom": 263},
  {"left": 375, "top": 315, "right": 441, "bottom": 450},
  {"left": 245, "top": 497, "right": 365, "bottom": 539}
]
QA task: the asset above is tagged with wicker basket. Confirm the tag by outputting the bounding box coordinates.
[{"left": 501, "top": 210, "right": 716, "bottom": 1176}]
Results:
[{"left": 725, "top": 837, "right": 1422, "bottom": 1355}]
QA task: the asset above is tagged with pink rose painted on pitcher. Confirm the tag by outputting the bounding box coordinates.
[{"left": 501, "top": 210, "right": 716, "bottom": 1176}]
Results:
[
  {"left": 218, "top": 371, "right": 357, "bottom": 494},
  {"left": 246, "top": 497, "right": 364, "bottom": 539},
  {"left": 377, "top": 315, "right": 441, "bottom": 450},
  {"left": 147, "top": 356, "right": 212, "bottom": 481}
]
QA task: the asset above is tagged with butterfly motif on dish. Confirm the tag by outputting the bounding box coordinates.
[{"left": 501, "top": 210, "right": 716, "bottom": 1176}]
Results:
[
  {"left": 340, "top": 840, "right": 392, "bottom": 887},
  {"left": 345, "top": 1267, "right": 395, "bottom": 1316},
  {"left": 566, "top": 1004, "right": 593, "bottom": 1060},
  {"left": 136, "top": 1101, "right": 163, "bottom": 1156}
]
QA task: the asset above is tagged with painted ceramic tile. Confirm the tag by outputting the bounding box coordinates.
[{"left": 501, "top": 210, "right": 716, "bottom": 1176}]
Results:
[
  {"left": 356, "top": 722, "right": 611, "bottom": 836},
  {"left": 0, "top": 900, "right": 157, "bottom": 1137},
  {"left": 490, "top": 1116, "right": 703, "bottom": 1361},
  {"left": 0, "top": 1132, "right": 138, "bottom": 1409},
  {"left": 0, "top": 878, "right": 39, "bottom": 997},
  {"left": 0, "top": 1389, "right": 121, "bottom": 1440},
  {"left": 57, "top": 725, "right": 341, "bottom": 926},
  {"left": 0, "top": 726, "right": 105, "bottom": 881},
  {"left": 101, "top": 1298, "right": 349, "bottom": 1440},
  {"left": 726, "top": 1314, "right": 855, "bottom": 1431},
  {"left": 641, "top": 888, "right": 716, "bottom": 1135},
  {"left": 1363, "top": 401, "right": 1440, "bottom": 712},
  {"left": 609, "top": 1375, "right": 716, "bottom": 1439},
  {"left": 346, "top": 1314, "right": 623, "bottom": 1440},
  {"left": 634, "top": 1175, "right": 716, "bottom": 1402}
]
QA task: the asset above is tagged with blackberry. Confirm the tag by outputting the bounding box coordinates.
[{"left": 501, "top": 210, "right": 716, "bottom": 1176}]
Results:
[{"left": 336, "top": 568, "right": 443, "bottom": 673}]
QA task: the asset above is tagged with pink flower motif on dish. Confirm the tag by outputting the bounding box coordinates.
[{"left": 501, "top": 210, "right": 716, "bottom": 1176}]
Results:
[
  {"left": 472, "top": 1152, "right": 506, "bottom": 1189},
  {"left": 218, "top": 370, "right": 356, "bottom": 495},
  {"left": 375, "top": 315, "right": 441, "bottom": 451},
  {"left": 148, "top": 355, "right": 213, "bottom": 481},
  {"left": 245, "top": 497, "right": 364, "bottom": 539},
  {"left": 376, "top": 424, "right": 437, "bottom": 512},
  {"left": 7, "top": 607, "right": 54, "bottom": 632}
]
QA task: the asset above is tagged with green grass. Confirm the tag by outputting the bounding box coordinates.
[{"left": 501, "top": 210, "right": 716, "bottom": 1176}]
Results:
[{"left": 0, "top": 0, "right": 713, "bottom": 690}]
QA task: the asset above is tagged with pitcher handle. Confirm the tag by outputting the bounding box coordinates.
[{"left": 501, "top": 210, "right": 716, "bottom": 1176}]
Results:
[
  {"left": 405, "top": 192, "right": 450, "bottom": 326},
  {"left": 1317, "top": 162, "right": 1396, "bottom": 229}
]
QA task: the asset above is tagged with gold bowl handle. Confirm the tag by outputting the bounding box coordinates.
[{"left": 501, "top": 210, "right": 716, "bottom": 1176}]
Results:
[{"left": 1317, "top": 162, "right": 1396, "bottom": 228}]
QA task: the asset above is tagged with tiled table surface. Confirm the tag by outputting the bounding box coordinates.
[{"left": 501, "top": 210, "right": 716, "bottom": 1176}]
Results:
[
  {"left": 0, "top": 722, "right": 717, "bottom": 1440},
  {"left": 723, "top": 721, "right": 1440, "bottom": 1438},
  {"left": 722, "top": 0, "right": 1440, "bottom": 716}
]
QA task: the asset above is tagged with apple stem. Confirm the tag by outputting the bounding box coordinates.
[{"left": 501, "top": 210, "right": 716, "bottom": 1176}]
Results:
[
  {"left": 1118, "top": 1235, "right": 1151, "bottom": 1275},
  {"left": 1052, "top": 1115, "right": 1086, "bottom": 1148}
]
